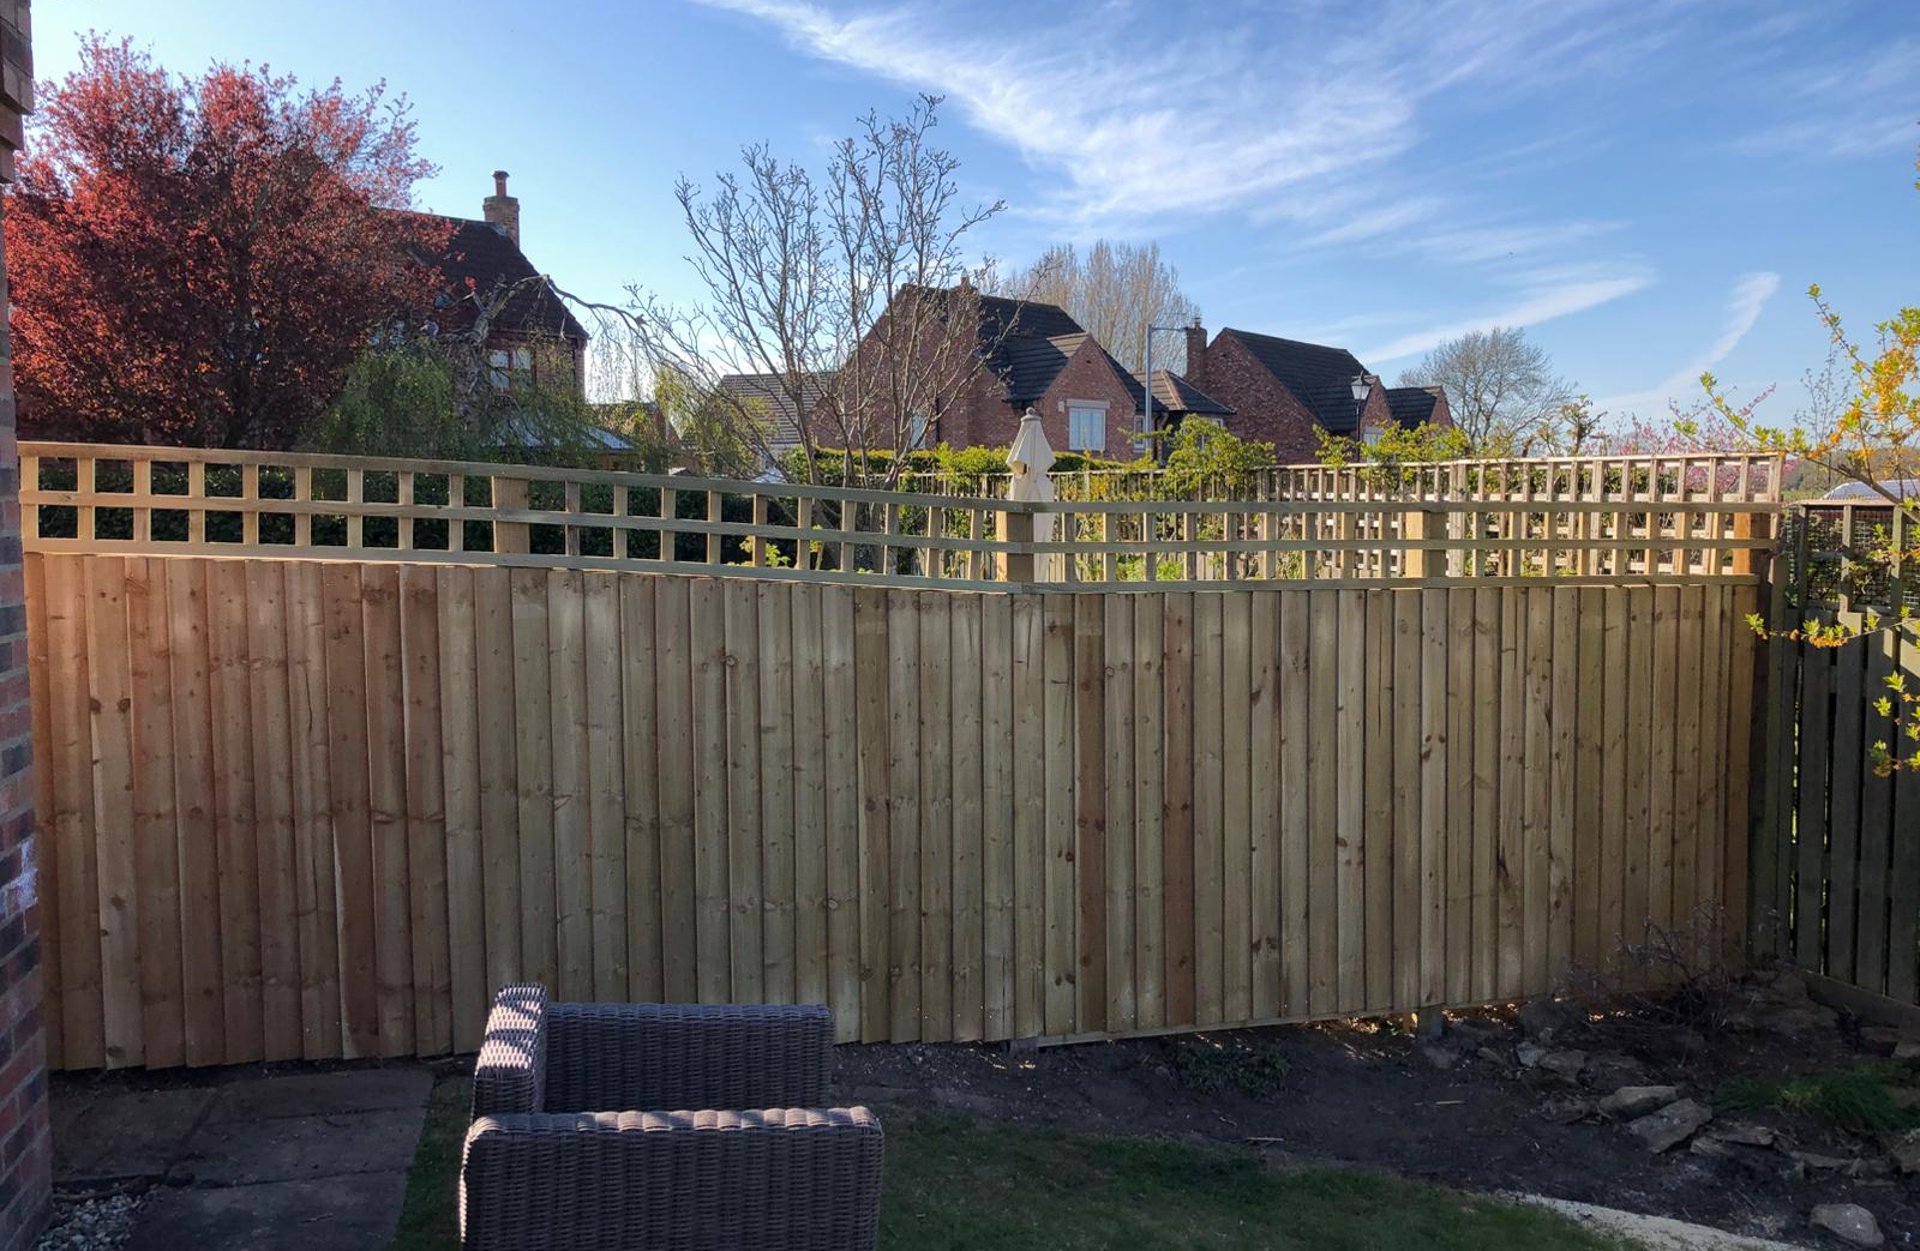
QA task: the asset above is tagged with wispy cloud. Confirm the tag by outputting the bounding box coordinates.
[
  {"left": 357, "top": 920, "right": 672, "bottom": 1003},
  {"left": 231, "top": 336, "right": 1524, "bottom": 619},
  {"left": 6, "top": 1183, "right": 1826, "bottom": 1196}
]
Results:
[
  {"left": 1362, "top": 265, "right": 1658, "bottom": 364},
  {"left": 692, "top": 0, "right": 1650, "bottom": 247},
  {"left": 1736, "top": 38, "right": 1920, "bottom": 159},
  {"left": 1595, "top": 271, "right": 1782, "bottom": 417}
]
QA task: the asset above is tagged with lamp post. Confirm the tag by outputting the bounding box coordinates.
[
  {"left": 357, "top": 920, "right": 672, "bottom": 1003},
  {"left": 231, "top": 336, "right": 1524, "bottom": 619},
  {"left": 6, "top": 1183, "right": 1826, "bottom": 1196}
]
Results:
[
  {"left": 1141, "top": 323, "right": 1187, "bottom": 449},
  {"left": 1351, "top": 373, "right": 1379, "bottom": 444}
]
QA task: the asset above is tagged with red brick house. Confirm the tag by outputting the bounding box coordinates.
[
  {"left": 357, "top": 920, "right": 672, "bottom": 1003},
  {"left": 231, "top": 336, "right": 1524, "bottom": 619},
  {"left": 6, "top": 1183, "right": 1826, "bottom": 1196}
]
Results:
[
  {"left": 832, "top": 284, "right": 1230, "bottom": 459},
  {"left": 408, "top": 172, "right": 589, "bottom": 397},
  {"left": 1183, "top": 323, "right": 1451, "bottom": 462}
]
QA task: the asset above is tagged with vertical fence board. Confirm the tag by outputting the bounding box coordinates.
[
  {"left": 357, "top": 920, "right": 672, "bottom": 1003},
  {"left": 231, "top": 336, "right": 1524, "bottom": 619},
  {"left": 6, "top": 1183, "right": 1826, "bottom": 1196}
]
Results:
[
  {"left": 653, "top": 577, "right": 697, "bottom": 1003},
  {"left": 918, "top": 593, "right": 954, "bottom": 1040},
  {"left": 1471, "top": 587, "right": 1500, "bottom": 1004},
  {"left": 285, "top": 561, "right": 341, "bottom": 1059},
  {"left": 1444, "top": 588, "right": 1475, "bottom": 1004},
  {"left": 758, "top": 583, "right": 798, "bottom": 1006},
  {"left": 585, "top": 573, "right": 630, "bottom": 1004},
  {"left": 360, "top": 565, "right": 413, "bottom": 1057},
  {"left": 1161, "top": 593, "right": 1196, "bottom": 1027},
  {"left": 1337, "top": 590, "right": 1368, "bottom": 1013},
  {"left": 243, "top": 561, "right": 302, "bottom": 1061},
  {"left": 950, "top": 594, "right": 985, "bottom": 1042},
  {"left": 852, "top": 588, "right": 892, "bottom": 1041},
  {"left": 1042, "top": 594, "right": 1074, "bottom": 1035},
  {"left": 399, "top": 566, "right": 450, "bottom": 1054},
  {"left": 437, "top": 566, "right": 487, "bottom": 1052},
  {"left": 206, "top": 560, "right": 265, "bottom": 1062},
  {"left": 510, "top": 568, "right": 557, "bottom": 994},
  {"left": 322, "top": 563, "right": 378, "bottom": 1058},
  {"left": 1072, "top": 594, "right": 1108, "bottom": 1034},
  {"left": 127, "top": 559, "right": 184, "bottom": 1067},
  {"left": 1190, "top": 593, "right": 1223, "bottom": 1026},
  {"left": 822, "top": 586, "right": 862, "bottom": 1041},
  {"left": 1419, "top": 589, "right": 1448, "bottom": 1006},
  {"left": 1219, "top": 593, "right": 1253, "bottom": 1025},
  {"left": 723, "top": 580, "right": 765, "bottom": 1004},
  {"left": 1308, "top": 590, "right": 1339, "bottom": 1016},
  {"left": 473, "top": 568, "right": 522, "bottom": 1002},
  {"left": 547, "top": 570, "right": 592, "bottom": 1004},
  {"left": 1249, "top": 591, "right": 1282, "bottom": 1019},
  {"left": 789, "top": 583, "right": 830, "bottom": 1016},
  {"left": 886, "top": 589, "right": 921, "bottom": 1039},
  {"left": 1010, "top": 595, "right": 1045, "bottom": 1038},
  {"left": 1548, "top": 588, "right": 1578, "bottom": 982},
  {"left": 84, "top": 557, "right": 139, "bottom": 1067},
  {"left": 981, "top": 593, "right": 1015, "bottom": 1040}
]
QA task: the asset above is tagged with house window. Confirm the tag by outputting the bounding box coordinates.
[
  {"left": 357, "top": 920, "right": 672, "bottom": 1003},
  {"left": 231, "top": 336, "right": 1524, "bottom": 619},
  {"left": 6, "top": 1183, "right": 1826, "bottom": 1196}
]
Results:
[
  {"left": 908, "top": 411, "right": 933, "bottom": 450},
  {"left": 1067, "top": 403, "right": 1106, "bottom": 453},
  {"left": 488, "top": 346, "right": 533, "bottom": 391}
]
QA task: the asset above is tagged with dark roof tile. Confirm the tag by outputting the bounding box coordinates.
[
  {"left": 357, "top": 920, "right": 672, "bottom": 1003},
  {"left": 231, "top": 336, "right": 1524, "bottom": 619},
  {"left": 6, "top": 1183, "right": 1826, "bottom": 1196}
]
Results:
[
  {"left": 407, "top": 214, "right": 589, "bottom": 345},
  {"left": 1384, "top": 386, "right": 1442, "bottom": 429},
  {"left": 1218, "top": 328, "right": 1372, "bottom": 435}
]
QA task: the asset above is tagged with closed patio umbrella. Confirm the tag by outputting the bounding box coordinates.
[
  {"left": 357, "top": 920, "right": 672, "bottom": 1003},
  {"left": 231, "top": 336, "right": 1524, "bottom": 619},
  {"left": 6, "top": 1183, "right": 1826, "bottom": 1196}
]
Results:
[{"left": 1006, "top": 407, "right": 1059, "bottom": 581}]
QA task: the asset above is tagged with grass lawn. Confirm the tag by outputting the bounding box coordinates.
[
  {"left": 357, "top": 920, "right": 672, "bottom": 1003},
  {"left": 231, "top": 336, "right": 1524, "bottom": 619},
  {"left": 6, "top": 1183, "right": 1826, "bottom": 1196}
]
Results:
[{"left": 392, "top": 1074, "right": 1624, "bottom": 1250}]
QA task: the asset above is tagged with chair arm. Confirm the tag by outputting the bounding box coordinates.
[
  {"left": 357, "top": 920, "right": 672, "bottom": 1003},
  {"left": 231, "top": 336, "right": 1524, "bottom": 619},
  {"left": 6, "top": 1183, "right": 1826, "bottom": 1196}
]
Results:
[
  {"left": 470, "top": 983, "right": 548, "bottom": 1117},
  {"left": 544, "top": 1001, "right": 834, "bottom": 1113},
  {"left": 459, "top": 1107, "right": 883, "bottom": 1251}
]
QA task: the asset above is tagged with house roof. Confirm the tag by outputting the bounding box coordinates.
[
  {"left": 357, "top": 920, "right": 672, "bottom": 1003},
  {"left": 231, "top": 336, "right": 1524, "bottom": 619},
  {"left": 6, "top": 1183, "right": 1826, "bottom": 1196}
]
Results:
[
  {"left": 1138, "top": 368, "right": 1234, "bottom": 417},
  {"left": 1000, "top": 331, "right": 1090, "bottom": 402},
  {"left": 1216, "top": 328, "right": 1372, "bottom": 436},
  {"left": 407, "top": 214, "right": 589, "bottom": 346},
  {"left": 715, "top": 371, "right": 829, "bottom": 447},
  {"left": 1384, "top": 385, "right": 1443, "bottom": 429}
]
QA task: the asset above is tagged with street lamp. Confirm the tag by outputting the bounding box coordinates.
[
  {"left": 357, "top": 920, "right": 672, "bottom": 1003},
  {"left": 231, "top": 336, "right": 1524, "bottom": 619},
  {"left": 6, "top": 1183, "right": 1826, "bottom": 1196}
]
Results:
[{"left": 1142, "top": 323, "right": 1187, "bottom": 446}]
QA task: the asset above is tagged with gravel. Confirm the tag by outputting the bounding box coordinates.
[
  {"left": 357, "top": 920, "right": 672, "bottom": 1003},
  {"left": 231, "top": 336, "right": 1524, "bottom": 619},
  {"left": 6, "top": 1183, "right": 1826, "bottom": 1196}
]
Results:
[{"left": 35, "top": 1194, "right": 141, "bottom": 1251}]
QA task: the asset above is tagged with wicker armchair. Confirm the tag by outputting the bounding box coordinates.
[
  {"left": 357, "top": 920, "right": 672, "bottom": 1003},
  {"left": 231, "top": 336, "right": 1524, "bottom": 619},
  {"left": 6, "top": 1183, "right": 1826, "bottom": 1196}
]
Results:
[{"left": 459, "top": 984, "right": 882, "bottom": 1251}]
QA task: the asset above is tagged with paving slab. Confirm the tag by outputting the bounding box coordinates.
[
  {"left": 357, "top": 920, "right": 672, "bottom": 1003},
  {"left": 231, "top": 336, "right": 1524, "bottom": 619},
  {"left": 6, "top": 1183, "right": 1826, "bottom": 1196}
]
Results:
[
  {"left": 51, "top": 1064, "right": 435, "bottom": 1251},
  {"left": 204, "top": 1068, "right": 433, "bottom": 1123},
  {"left": 177, "top": 1107, "right": 424, "bottom": 1187},
  {"left": 53, "top": 1087, "right": 216, "bottom": 1181},
  {"left": 125, "top": 1172, "right": 411, "bottom": 1251}
]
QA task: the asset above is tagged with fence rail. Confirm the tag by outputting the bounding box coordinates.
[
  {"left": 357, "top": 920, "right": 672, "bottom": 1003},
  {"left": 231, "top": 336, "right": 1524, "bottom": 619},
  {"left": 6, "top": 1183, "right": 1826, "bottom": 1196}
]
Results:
[{"left": 22, "top": 443, "right": 1777, "bottom": 589}]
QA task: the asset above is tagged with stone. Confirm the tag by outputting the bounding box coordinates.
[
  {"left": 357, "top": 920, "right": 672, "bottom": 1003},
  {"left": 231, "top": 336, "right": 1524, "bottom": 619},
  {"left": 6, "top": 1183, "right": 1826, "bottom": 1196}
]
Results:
[
  {"left": 1598, "top": 1085, "right": 1680, "bottom": 1119},
  {"left": 1893, "top": 1041, "right": 1920, "bottom": 1062},
  {"left": 1476, "top": 1046, "right": 1510, "bottom": 1068},
  {"left": 1517, "top": 997, "right": 1585, "bottom": 1043},
  {"left": 1415, "top": 1010, "right": 1446, "bottom": 1043},
  {"left": 1418, "top": 1043, "right": 1460, "bottom": 1071},
  {"left": 178, "top": 1108, "right": 424, "bottom": 1186},
  {"left": 1537, "top": 1049, "right": 1587, "bottom": 1080},
  {"left": 1515, "top": 1042, "right": 1548, "bottom": 1069},
  {"left": 1758, "top": 1002, "right": 1840, "bottom": 1038},
  {"left": 1789, "top": 1149, "right": 1854, "bottom": 1171},
  {"left": 1627, "top": 1098, "right": 1712, "bottom": 1152},
  {"left": 1884, "top": 1128, "right": 1920, "bottom": 1174},
  {"left": 1580, "top": 1052, "right": 1648, "bottom": 1092},
  {"left": 1810, "top": 1203, "right": 1884, "bottom": 1248},
  {"left": 1707, "top": 1121, "right": 1777, "bottom": 1148},
  {"left": 1889, "top": 1086, "right": 1920, "bottom": 1110},
  {"left": 1859, "top": 1026, "right": 1901, "bottom": 1055},
  {"left": 1539, "top": 1096, "right": 1593, "bottom": 1125}
]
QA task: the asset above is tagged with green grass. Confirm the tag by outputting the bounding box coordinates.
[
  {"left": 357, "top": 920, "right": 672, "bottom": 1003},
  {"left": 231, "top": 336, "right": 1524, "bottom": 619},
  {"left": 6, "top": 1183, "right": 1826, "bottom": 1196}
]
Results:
[
  {"left": 1716, "top": 1064, "right": 1920, "bottom": 1136},
  {"left": 392, "top": 1079, "right": 1623, "bottom": 1251}
]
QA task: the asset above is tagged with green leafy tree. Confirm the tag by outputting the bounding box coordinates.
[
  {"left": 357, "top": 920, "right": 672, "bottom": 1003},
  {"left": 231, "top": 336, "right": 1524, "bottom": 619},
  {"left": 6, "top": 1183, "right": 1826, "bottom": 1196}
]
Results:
[{"left": 1161, "top": 417, "right": 1278, "bottom": 498}]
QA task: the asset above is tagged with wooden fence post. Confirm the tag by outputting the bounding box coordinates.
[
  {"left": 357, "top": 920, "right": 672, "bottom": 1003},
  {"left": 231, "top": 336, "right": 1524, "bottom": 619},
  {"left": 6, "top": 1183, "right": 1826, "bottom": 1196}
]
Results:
[
  {"left": 492, "top": 475, "right": 528, "bottom": 554},
  {"left": 1001, "top": 509, "right": 1034, "bottom": 586},
  {"left": 1401, "top": 505, "right": 1445, "bottom": 579}
]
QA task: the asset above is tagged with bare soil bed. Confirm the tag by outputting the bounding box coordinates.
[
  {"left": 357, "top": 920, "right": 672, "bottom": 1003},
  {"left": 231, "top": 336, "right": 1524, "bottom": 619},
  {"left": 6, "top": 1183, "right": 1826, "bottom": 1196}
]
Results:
[{"left": 829, "top": 969, "right": 1919, "bottom": 1248}]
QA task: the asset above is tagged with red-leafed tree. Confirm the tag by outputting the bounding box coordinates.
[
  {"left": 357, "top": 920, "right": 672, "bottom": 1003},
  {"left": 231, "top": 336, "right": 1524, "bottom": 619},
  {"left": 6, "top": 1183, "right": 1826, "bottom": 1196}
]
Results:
[{"left": 7, "top": 38, "right": 450, "bottom": 448}]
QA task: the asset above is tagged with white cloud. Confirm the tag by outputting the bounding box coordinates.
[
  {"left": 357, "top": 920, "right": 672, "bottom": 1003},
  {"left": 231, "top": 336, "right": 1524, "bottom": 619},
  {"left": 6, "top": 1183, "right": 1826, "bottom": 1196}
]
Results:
[
  {"left": 691, "top": 0, "right": 1646, "bottom": 246},
  {"left": 1362, "top": 266, "right": 1659, "bottom": 364},
  {"left": 1595, "top": 271, "right": 1782, "bottom": 417},
  {"left": 1735, "top": 38, "right": 1920, "bottom": 160}
]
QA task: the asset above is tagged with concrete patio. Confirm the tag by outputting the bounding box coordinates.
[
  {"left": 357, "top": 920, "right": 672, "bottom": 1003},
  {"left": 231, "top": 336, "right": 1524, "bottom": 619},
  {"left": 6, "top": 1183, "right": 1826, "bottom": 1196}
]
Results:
[{"left": 49, "top": 1065, "right": 433, "bottom": 1250}]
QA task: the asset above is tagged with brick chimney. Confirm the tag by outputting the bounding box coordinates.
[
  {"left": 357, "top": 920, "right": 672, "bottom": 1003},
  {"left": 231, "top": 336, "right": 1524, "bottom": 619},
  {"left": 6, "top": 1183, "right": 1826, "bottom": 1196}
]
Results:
[
  {"left": 483, "top": 169, "right": 520, "bottom": 247},
  {"left": 1184, "top": 318, "right": 1208, "bottom": 390}
]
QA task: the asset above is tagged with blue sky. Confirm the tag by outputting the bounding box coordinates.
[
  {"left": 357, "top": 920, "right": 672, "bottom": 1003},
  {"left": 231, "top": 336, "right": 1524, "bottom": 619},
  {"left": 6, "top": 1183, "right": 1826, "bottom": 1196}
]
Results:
[{"left": 32, "top": 0, "right": 1920, "bottom": 423}]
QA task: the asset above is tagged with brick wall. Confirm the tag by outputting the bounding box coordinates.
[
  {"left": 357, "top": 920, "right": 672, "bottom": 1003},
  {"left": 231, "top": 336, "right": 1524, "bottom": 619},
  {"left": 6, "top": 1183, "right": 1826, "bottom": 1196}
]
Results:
[
  {"left": 1190, "top": 333, "right": 1330, "bottom": 463},
  {"left": 0, "top": 2, "right": 45, "bottom": 1248}
]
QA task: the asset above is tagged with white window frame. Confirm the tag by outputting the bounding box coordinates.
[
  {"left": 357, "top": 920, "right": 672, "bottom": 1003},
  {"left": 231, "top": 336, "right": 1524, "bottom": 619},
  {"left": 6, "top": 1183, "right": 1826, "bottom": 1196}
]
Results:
[{"left": 1066, "top": 401, "right": 1108, "bottom": 453}]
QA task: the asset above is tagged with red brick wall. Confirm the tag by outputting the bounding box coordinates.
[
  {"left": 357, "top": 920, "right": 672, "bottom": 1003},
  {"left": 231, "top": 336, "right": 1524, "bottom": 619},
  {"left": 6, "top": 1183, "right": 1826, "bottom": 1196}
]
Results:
[
  {"left": 1190, "top": 334, "right": 1327, "bottom": 462},
  {"left": 1027, "top": 338, "right": 1141, "bottom": 459},
  {"left": 0, "top": 3, "right": 46, "bottom": 1247}
]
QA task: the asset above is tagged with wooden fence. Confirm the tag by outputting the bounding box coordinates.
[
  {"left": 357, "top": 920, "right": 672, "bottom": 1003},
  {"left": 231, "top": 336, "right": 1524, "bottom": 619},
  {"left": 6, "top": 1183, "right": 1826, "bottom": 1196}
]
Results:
[
  {"left": 23, "top": 445, "right": 1767, "bottom": 1069},
  {"left": 23, "top": 443, "right": 1775, "bottom": 587},
  {"left": 927, "top": 452, "right": 1786, "bottom": 507},
  {"left": 1755, "top": 504, "right": 1920, "bottom": 1002}
]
